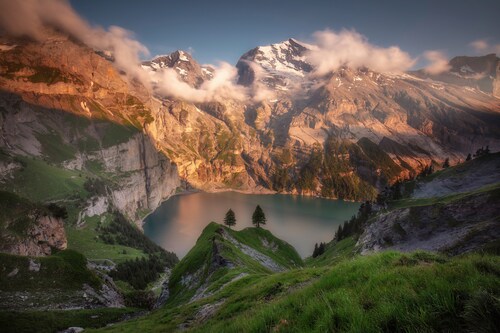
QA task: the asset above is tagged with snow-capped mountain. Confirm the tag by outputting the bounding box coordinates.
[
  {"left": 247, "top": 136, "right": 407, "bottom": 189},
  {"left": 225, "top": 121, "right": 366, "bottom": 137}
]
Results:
[
  {"left": 236, "top": 38, "right": 313, "bottom": 91},
  {"left": 142, "top": 50, "right": 214, "bottom": 88}
]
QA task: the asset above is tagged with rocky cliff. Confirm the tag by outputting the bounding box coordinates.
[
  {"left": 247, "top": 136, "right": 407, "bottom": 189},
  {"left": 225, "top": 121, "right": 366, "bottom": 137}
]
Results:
[
  {"left": 357, "top": 153, "right": 500, "bottom": 255},
  {"left": 0, "top": 32, "right": 180, "bottom": 227}
]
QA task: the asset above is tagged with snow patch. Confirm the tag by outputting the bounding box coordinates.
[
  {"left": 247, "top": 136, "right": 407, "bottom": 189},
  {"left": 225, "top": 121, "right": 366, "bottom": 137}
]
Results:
[
  {"left": 178, "top": 51, "right": 189, "bottom": 62},
  {"left": 0, "top": 44, "right": 16, "bottom": 51},
  {"left": 176, "top": 67, "right": 188, "bottom": 76}
]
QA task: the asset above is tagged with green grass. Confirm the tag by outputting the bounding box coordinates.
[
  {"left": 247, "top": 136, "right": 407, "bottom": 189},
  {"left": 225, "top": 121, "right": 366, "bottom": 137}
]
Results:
[
  {"left": 389, "top": 182, "right": 500, "bottom": 210},
  {"left": 35, "top": 131, "right": 77, "bottom": 164},
  {"left": 0, "top": 250, "right": 100, "bottom": 291},
  {"left": 92, "top": 251, "right": 500, "bottom": 333},
  {"left": 1, "top": 157, "right": 87, "bottom": 202},
  {"left": 100, "top": 123, "right": 138, "bottom": 148},
  {"left": 305, "top": 237, "right": 358, "bottom": 267},
  {"left": 0, "top": 308, "right": 139, "bottom": 333},
  {"left": 167, "top": 223, "right": 303, "bottom": 307},
  {"left": 66, "top": 214, "right": 147, "bottom": 263}
]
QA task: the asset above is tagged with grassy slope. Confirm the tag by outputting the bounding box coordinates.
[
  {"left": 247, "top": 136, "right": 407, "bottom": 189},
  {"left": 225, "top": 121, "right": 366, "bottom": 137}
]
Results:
[
  {"left": 66, "top": 214, "right": 147, "bottom": 263},
  {"left": 92, "top": 155, "right": 500, "bottom": 333},
  {"left": 93, "top": 251, "right": 500, "bottom": 333},
  {"left": 305, "top": 237, "right": 358, "bottom": 267},
  {"left": 392, "top": 153, "right": 500, "bottom": 210},
  {"left": 2, "top": 157, "right": 87, "bottom": 202},
  {"left": 0, "top": 250, "right": 100, "bottom": 295},
  {"left": 0, "top": 308, "right": 139, "bottom": 333}
]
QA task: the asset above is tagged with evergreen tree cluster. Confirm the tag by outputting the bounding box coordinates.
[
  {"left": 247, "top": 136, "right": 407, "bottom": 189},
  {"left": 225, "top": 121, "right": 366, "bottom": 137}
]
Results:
[
  {"left": 418, "top": 165, "right": 434, "bottom": 178},
  {"left": 83, "top": 178, "right": 108, "bottom": 197},
  {"left": 46, "top": 203, "right": 68, "bottom": 219},
  {"left": 442, "top": 158, "right": 450, "bottom": 168},
  {"left": 295, "top": 139, "right": 377, "bottom": 201},
  {"left": 473, "top": 146, "right": 491, "bottom": 158},
  {"left": 376, "top": 181, "right": 404, "bottom": 206},
  {"left": 99, "top": 212, "right": 177, "bottom": 266},
  {"left": 99, "top": 212, "right": 178, "bottom": 290},
  {"left": 335, "top": 201, "right": 373, "bottom": 241},
  {"left": 312, "top": 242, "right": 326, "bottom": 258},
  {"left": 111, "top": 254, "right": 166, "bottom": 290}
]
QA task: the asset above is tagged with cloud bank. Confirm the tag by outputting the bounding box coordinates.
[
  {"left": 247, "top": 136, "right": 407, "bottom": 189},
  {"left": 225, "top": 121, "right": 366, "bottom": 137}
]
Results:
[
  {"left": 422, "top": 50, "right": 451, "bottom": 75},
  {"left": 306, "top": 29, "right": 416, "bottom": 75}
]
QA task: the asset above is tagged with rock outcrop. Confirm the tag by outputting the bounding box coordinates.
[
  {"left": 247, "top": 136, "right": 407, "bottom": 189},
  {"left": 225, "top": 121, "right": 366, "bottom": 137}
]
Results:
[{"left": 2, "top": 215, "right": 67, "bottom": 256}]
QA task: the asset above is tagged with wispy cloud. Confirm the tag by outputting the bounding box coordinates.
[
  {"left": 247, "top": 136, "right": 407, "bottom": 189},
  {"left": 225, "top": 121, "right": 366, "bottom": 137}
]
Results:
[
  {"left": 422, "top": 50, "right": 451, "bottom": 75},
  {"left": 305, "top": 29, "right": 416, "bottom": 75},
  {"left": 469, "top": 39, "right": 500, "bottom": 55}
]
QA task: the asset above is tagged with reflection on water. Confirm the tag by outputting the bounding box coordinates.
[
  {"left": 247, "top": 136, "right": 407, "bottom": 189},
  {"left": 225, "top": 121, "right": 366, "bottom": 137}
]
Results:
[{"left": 143, "top": 192, "right": 360, "bottom": 258}]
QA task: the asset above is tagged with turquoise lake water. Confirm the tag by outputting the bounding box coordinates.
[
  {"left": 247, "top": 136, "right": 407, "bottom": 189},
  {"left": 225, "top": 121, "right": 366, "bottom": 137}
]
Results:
[{"left": 143, "top": 192, "right": 360, "bottom": 258}]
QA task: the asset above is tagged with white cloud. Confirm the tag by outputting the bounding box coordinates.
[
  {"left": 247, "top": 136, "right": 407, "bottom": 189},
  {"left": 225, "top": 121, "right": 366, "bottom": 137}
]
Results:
[
  {"left": 305, "top": 29, "right": 416, "bottom": 75},
  {"left": 153, "top": 62, "right": 248, "bottom": 103},
  {"left": 422, "top": 50, "right": 451, "bottom": 75},
  {"left": 469, "top": 39, "right": 500, "bottom": 55}
]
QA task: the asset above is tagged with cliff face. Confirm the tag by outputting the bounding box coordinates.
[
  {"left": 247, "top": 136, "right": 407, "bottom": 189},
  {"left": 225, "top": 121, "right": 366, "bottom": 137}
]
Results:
[
  {"left": 1, "top": 215, "right": 67, "bottom": 256},
  {"left": 0, "top": 33, "right": 181, "bottom": 227},
  {"left": 98, "top": 133, "right": 181, "bottom": 223}
]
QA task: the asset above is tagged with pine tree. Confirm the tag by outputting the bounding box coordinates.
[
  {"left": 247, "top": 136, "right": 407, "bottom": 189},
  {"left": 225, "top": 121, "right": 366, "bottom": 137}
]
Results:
[
  {"left": 224, "top": 209, "right": 236, "bottom": 228},
  {"left": 318, "top": 242, "right": 326, "bottom": 256},
  {"left": 337, "top": 224, "right": 343, "bottom": 241},
  {"left": 466, "top": 153, "right": 472, "bottom": 161},
  {"left": 443, "top": 158, "right": 450, "bottom": 168},
  {"left": 252, "top": 205, "right": 266, "bottom": 228},
  {"left": 312, "top": 243, "right": 318, "bottom": 258}
]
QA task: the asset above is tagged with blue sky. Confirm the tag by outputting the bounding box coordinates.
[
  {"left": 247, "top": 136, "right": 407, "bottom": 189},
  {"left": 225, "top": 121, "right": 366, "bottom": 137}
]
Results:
[{"left": 70, "top": 0, "right": 500, "bottom": 66}]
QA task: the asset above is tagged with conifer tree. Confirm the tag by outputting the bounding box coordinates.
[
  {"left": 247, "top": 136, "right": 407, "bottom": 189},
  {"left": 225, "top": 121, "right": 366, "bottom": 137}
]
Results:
[
  {"left": 224, "top": 209, "right": 236, "bottom": 228},
  {"left": 443, "top": 158, "right": 450, "bottom": 168},
  {"left": 252, "top": 205, "right": 266, "bottom": 228}
]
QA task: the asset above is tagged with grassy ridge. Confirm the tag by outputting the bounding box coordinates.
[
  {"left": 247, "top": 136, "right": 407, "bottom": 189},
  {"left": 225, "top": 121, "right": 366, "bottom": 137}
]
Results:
[
  {"left": 92, "top": 251, "right": 500, "bottom": 333},
  {"left": 167, "top": 223, "right": 303, "bottom": 307}
]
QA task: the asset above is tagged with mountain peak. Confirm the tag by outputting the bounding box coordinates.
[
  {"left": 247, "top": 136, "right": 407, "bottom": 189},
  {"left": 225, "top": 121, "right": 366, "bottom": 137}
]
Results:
[
  {"left": 236, "top": 38, "right": 313, "bottom": 89},
  {"left": 143, "top": 50, "right": 213, "bottom": 87}
]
